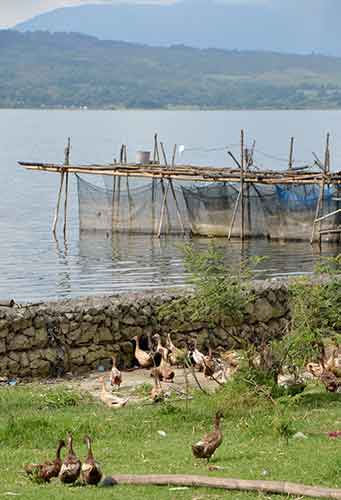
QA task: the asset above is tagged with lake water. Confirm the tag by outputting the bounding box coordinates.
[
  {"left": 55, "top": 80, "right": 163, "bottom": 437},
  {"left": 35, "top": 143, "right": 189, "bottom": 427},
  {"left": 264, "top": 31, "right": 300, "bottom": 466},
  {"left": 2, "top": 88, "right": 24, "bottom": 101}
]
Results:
[{"left": 1, "top": 109, "right": 341, "bottom": 302}]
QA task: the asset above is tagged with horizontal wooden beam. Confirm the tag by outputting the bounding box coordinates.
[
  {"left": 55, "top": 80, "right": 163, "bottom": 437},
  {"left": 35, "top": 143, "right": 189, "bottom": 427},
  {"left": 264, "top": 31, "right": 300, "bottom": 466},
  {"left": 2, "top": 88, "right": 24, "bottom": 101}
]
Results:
[{"left": 18, "top": 161, "right": 341, "bottom": 185}]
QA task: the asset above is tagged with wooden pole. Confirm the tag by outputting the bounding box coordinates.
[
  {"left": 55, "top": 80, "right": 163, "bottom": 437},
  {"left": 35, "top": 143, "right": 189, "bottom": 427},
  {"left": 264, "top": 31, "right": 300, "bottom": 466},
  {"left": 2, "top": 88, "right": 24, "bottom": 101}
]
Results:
[
  {"left": 52, "top": 171, "right": 65, "bottom": 235},
  {"left": 325, "top": 133, "right": 330, "bottom": 174},
  {"left": 311, "top": 179, "right": 325, "bottom": 245},
  {"left": 157, "top": 143, "right": 174, "bottom": 237},
  {"left": 227, "top": 151, "right": 242, "bottom": 240},
  {"left": 240, "top": 130, "right": 245, "bottom": 241},
  {"left": 153, "top": 133, "right": 160, "bottom": 164},
  {"left": 288, "top": 137, "right": 294, "bottom": 170},
  {"left": 52, "top": 141, "right": 70, "bottom": 236},
  {"left": 246, "top": 139, "right": 255, "bottom": 236},
  {"left": 228, "top": 190, "right": 242, "bottom": 240},
  {"left": 63, "top": 137, "right": 71, "bottom": 238},
  {"left": 168, "top": 144, "right": 186, "bottom": 235},
  {"left": 311, "top": 135, "right": 329, "bottom": 245},
  {"left": 104, "top": 473, "right": 341, "bottom": 499},
  {"left": 112, "top": 175, "right": 117, "bottom": 229}
]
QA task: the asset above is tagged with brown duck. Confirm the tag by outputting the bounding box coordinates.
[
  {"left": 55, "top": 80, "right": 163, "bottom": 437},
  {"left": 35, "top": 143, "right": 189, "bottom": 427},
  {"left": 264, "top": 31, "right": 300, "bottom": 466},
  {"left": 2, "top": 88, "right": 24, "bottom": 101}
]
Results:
[
  {"left": 203, "top": 348, "right": 216, "bottom": 378},
  {"left": 150, "top": 371, "right": 165, "bottom": 402},
  {"left": 24, "top": 439, "right": 65, "bottom": 483},
  {"left": 81, "top": 435, "right": 103, "bottom": 486},
  {"left": 132, "top": 335, "right": 153, "bottom": 368},
  {"left": 110, "top": 354, "right": 122, "bottom": 390},
  {"left": 192, "top": 411, "right": 223, "bottom": 463},
  {"left": 59, "top": 432, "right": 82, "bottom": 484}
]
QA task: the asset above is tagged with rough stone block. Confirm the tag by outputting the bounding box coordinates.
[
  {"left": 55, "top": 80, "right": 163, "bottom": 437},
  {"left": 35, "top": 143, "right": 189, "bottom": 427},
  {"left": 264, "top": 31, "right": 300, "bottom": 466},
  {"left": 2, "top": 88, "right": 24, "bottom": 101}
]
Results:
[
  {"left": 8, "top": 334, "right": 32, "bottom": 351},
  {"left": 252, "top": 298, "right": 274, "bottom": 323},
  {"left": 96, "top": 327, "right": 113, "bottom": 343},
  {"left": 0, "top": 327, "right": 9, "bottom": 339}
]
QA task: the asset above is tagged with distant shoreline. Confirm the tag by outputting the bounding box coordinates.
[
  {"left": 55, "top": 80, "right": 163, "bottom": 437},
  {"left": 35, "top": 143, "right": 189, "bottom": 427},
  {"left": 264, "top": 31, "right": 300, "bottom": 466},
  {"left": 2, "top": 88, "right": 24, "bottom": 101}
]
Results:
[{"left": 2, "top": 107, "right": 341, "bottom": 112}]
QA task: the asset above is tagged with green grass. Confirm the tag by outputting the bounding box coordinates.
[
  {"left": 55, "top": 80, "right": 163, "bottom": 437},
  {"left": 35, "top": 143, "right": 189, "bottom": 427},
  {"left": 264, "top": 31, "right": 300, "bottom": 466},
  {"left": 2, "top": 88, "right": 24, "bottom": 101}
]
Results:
[{"left": 1, "top": 382, "right": 341, "bottom": 500}]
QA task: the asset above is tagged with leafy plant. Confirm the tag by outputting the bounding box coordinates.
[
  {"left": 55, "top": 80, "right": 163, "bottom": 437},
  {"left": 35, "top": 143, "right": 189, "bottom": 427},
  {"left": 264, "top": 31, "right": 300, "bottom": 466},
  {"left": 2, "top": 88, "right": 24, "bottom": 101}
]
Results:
[
  {"left": 283, "top": 255, "right": 341, "bottom": 371},
  {"left": 158, "top": 243, "right": 261, "bottom": 346},
  {"left": 273, "top": 413, "right": 296, "bottom": 444}
]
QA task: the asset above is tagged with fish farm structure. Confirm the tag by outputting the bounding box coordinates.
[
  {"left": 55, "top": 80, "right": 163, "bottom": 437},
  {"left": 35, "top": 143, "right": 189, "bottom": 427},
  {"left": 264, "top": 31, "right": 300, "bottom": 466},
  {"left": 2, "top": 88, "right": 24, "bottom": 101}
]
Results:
[{"left": 19, "top": 131, "right": 341, "bottom": 245}]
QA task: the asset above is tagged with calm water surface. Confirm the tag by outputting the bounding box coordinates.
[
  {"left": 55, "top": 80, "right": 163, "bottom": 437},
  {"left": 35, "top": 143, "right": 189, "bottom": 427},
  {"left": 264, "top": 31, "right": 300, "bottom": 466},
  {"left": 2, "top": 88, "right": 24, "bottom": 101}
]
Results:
[{"left": 1, "top": 109, "right": 341, "bottom": 302}]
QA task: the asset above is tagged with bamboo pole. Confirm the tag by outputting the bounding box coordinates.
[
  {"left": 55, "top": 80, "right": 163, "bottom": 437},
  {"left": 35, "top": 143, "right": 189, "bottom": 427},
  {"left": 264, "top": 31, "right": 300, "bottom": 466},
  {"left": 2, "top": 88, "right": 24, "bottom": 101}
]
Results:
[
  {"left": 21, "top": 163, "right": 338, "bottom": 185},
  {"left": 325, "top": 133, "right": 330, "bottom": 174},
  {"left": 310, "top": 179, "right": 325, "bottom": 245},
  {"left": 167, "top": 143, "right": 186, "bottom": 235},
  {"left": 246, "top": 139, "right": 255, "bottom": 236},
  {"left": 153, "top": 133, "right": 160, "bottom": 164},
  {"left": 52, "top": 171, "right": 65, "bottom": 235},
  {"left": 240, "top": 129, "right": 245, "bottom": 241},
  {"left": 63, "top": 137, "right": 70, "bottom": 238},
  {"left": 112, "top": 175, "right": 117, "bottom": 229},
  {"left": 310, "top": 134, "right": 330, "bottom": 245},
  {"left": 227, "top": 150, "right": 243, "bottom": 240},
  {"left": 288, "top": 136, "right": 294, "bottom": 170},
  {"left": 157, "top": 143, "right": 175, "bottom": 237},
  {"left": 313, "top": 208, "right": 341, "bottom": 224},
  {"left": 228, "top": 190, "right": 242, "bottom": 240},
  {"left": 104, "top": 474, "right": 341, "bottom": 499}
]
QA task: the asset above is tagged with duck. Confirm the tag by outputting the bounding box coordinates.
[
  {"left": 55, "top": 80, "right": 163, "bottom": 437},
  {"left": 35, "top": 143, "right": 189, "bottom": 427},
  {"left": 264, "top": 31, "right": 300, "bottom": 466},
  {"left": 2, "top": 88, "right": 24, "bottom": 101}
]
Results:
[
  {"left": 326, "top": 345, "right": 341, "bottom": 378},
  {"left": 203, "top": 348, "right": 216, "bottom": 378},
  {"left": 307, "top": 362, "right": 340, "bottom": 393},
  {"left": 151, "top": 356, "right": 175, "bottom": 382},
  {"left": 132, "top": 335, "right": 153, "bottom": 368},
  {"left": 166, "top": 333, "right": 185, "bottom": 366},
  {"left": 81, "top": 435, "right": 103, "bottom": 486},
  {"left": 110, "top": 354, "right": 122, "bottom": 390},
  {"left": 100, "top": 377, "right": 129, "bottom": 408},
  {"left": 192, "top": 411, "right": 223, "bottom": 463},
  {"left": 152, "top": 334, "right": 169, "bottom": 361},
  {"left": 188, "top": 339, "right": 205, "bottom": 371},
  {"left": 59, "top": 432, "right": 81, "bottom": 484},
  {"left": 24, "top": 439, "right": 65, "bottom": 483},
  {"left": 150, "top": 371, "right": 164, "bottom": 402},
  {"left": 220, "top": 350, "right": 240, "bottom": 372}
]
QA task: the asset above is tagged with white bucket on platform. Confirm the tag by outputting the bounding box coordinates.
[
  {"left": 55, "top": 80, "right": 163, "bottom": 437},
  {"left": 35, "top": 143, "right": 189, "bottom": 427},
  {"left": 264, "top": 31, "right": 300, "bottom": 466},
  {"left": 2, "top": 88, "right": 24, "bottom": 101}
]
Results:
[{"left": 136, "top": 150, "right": 151, "bottom": 164}]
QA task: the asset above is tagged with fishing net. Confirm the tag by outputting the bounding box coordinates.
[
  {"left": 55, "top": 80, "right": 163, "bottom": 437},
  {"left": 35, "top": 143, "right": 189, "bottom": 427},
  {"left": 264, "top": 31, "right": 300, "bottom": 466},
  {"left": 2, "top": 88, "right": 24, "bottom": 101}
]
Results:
[
  {"left": 77, "top": 175, "right": 188, "bottom": 235},
  {"left": 77, "top": 175, "right": 341, "bottom": 241}
]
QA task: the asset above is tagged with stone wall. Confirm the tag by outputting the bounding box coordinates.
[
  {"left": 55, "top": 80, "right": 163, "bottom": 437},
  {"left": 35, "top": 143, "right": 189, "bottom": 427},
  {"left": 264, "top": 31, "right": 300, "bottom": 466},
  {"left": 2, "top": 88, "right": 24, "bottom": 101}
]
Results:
[{"left": 0, "top": 280, "right": 290, "bottom": 379}]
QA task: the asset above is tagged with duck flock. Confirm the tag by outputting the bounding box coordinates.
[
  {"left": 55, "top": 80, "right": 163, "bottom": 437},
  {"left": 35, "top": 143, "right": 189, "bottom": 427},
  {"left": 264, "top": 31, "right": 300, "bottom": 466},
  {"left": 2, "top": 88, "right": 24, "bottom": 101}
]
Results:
[
  {"left": 99, "top": 333, "right": 239, "bottom": 406},
  {"left": 24, "top": 333, "right": 232, "bottom": 486},
  {"left": 24, "top": 412, "right": 224, "bottom": 486}
]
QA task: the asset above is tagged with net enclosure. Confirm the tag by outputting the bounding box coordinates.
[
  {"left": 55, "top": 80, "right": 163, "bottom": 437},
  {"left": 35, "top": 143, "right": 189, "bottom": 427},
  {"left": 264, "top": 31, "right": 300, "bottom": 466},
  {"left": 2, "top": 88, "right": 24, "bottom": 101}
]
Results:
[{"left": 77, "top": 175, "right": 341, "bottom": 241}]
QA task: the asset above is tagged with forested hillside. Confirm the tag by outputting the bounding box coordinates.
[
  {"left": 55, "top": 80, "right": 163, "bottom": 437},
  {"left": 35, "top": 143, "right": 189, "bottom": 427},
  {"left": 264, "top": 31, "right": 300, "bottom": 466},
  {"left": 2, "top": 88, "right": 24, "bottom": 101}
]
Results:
[{"left": 2, "top": 30, "right": 341, "bottom": 109}]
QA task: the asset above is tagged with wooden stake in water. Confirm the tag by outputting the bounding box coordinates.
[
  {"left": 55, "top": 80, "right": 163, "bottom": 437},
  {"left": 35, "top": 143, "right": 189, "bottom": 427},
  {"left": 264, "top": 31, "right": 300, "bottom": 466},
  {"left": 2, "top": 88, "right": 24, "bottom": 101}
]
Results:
[
  {"left": 240, "top": 129, "right": 245, "bottom": 241},
  {"left": 227, "top": 151, "right": 242, "bottom": 240},
  {"left": 288, "top": 137, "right": 294, "bottom": 170},
  {"left": 311, "top": 134, "right": 330, "bottom": 245},
  {"left": 153, "top": 133, "right": 160, "bottom": 164},
  {"left": 63, "top": 137, "right": 71, "bottom": 238},
  {"left": 52, "top": 139, "right": 71, "bottom": 235},
  {"left": 157, "top": 143, "right": 174, "bottom": 237}
]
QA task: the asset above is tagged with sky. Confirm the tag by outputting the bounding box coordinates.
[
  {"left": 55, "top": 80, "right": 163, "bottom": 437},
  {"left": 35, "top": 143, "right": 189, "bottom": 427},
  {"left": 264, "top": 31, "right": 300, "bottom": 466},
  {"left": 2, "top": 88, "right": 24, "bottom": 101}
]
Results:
[{"left": 1, "top": 0, "right": 268, "bottom": 29}]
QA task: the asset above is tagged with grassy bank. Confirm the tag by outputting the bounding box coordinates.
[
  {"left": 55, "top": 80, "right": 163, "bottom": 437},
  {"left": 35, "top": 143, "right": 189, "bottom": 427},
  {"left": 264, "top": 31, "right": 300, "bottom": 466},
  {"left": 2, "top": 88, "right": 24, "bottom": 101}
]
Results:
[{"left": 0, "top": 381, "right": 340, "bottom": 500}]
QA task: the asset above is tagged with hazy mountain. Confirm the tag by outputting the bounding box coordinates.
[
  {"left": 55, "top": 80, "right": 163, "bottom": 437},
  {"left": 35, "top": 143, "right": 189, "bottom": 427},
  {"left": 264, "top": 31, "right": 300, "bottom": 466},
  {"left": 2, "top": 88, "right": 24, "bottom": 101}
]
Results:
[
  {"left": 2, "top": 30, "right": 341, "bottom": 109},
  {"left": 16, "top": 0, "right": 341, "bottom": 56}
]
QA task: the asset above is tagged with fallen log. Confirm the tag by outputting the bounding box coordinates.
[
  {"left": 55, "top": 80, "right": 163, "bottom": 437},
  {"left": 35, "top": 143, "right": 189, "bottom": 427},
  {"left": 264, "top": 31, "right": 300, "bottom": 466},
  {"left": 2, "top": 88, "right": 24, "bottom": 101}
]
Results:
[{"left": 100, "top": 474, "right": 341, "bottom": 499}]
